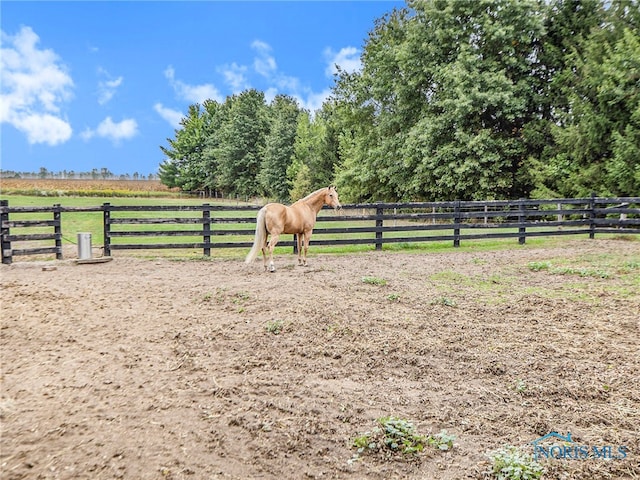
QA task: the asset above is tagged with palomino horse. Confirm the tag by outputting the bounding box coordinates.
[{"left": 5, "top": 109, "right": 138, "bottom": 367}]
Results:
[{"left": 245, "top": 186, "right": 341, "bottom": 272}]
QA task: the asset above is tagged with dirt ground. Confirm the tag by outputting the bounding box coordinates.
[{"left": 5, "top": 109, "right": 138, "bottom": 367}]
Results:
[{"left": 1, "top": 239, "right": 639, "bottom": 480}]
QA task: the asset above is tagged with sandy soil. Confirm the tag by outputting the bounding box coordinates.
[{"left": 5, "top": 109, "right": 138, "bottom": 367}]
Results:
[{"left": 1, "top": 239, "right": 639, "bottom": 480}]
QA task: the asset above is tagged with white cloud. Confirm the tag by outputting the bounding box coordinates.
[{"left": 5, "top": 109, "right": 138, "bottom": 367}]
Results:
[
  {"left": 251, "top": 40, "right": 277, "bottom": 78},
  {"left": 12, "top": 113, "right": 73, "bottom": 145},
  {"left": 97, "top": 67, "right": 123, "bottom": 105},
  {"left": 158, "top": 40, "right": 338, "bottom": 125},
  {"left": 294, "top": 88, "right": 332, "bottom": 113},
  {"left": 219, "top": 62, "right": 249, "bottom": 93},
  {"left": 0, "top": 26, "right": 74, "bottom": 145},
  {"left": 324, "top": 46, "right": 361, "bottom": 77},
  {"left": 164, "top": 65, "right": 223, "bottom": 103},
  {"left": 81, "top": 116, "right": 138, "bottom": 143},
  {"left": 154, "top": 103, "right": 183, "bottom": 129},
  {"left": 274, "top": 73, "right": 300, "bottom": 92},
  {"left": 251, "top": 39, "right": 328, "bottom": 110}
]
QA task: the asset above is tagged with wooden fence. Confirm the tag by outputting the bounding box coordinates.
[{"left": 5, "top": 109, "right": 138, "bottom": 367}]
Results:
[
  {"left": 1, "top": 202, "right": 64, "bottom": 263},
  {"left": 1, "top": 196, "right": 639, "bottom": 264}
]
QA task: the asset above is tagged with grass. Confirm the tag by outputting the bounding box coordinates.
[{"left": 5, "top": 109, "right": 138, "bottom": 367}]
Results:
[
  {"left": 361, "top": 276, "right": 387, "bottom": 286},
  {"left": 527, "top": 252, "right": 640, "bottom": 281},
  {"left": 420, "top": 249, "right": 640, "bottom": 308}
]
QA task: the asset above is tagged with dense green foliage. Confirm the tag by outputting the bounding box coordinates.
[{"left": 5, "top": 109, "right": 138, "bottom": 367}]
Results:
[{"left": 160, "top": 0, "right": 639, "bottom": 202}]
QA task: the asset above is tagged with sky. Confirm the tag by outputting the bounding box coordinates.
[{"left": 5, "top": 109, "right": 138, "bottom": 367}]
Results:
[{"left": 1, "top": 1, "right": 402, "bottom": 177}]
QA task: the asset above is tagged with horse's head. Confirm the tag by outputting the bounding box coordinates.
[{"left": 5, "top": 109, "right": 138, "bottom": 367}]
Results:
[{"left": 325, "top": 186, "right": 342, "bottom": 210}]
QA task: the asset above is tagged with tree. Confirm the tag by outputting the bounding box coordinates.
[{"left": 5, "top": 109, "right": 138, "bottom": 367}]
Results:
[
  {"left": 544, "top": 2, "right": 640, "bottom": 196},
  {"left": 200, "top": 99, "right": 230, "bottom": 195},
  {"left": 158, "top": 160, "right": 179, "bottom": 188},
  {"left": 216, "top": 89, "right": 269, "bottom": 197},
  {"left": 258, "top": 95, "right": 301, "bottom": 201},
  {"left": 100, "top": 168, "right": 113, "bottom": 179},
  {"left": 159, "top": 104, "right": 208, "bottom": 192},
  {"left": 288, "top": 108, "right": 340, "bottom": 199},
  {"left": 333, "top": 0, "right": 547, "bottom": 201}
]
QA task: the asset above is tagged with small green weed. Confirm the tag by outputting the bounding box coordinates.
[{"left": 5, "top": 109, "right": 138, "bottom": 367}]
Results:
[
  {"left": 527, "top": 261, "right": 551, "bottom": 272},
  {"left": 620, "top": 260, "right": 640, "bottom": 273},
  {"left": 265, "top": 320, "right": 284, "bottom": 335},
  {"left": 427, "top": 429, "right": 456, "bottom": 451},
  {"left": 514, "top": 379, "right": 527, "bottom": 394},
  {"left": 362, "top": 276, "right": 387, "bottom": 286},
  {"left": 386, "top": 293, "right": 400, "bottom": 302},
  {"left": 551, "top": 266, "right": 610, "bottom": 278},
  {"left": 351, "top": 417, "right": 455, "bottom": 461},
  {"left": 528, "top": 261, "right": 611, "bottom": 278},
  {"left": 487, "top": 445, "right": 544, "bottom": 480},
  {"left": 431, "top": 296, "right": 457, "bottom": 307}
]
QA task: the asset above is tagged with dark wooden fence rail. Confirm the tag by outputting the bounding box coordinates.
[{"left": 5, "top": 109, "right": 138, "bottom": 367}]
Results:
[
  {"left": 2, "top": 196, "right": 638, "bottom": 264},
  {"left": 0, "top": 200, "right": 64, "bottom": 264}
]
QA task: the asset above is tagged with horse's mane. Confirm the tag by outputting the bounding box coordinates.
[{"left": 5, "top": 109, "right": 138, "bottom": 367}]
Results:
[
  {"left": 294, "top": 187, "right": 329, "bottom": 204},
  {"left": 297, "top": 187, "right": 329, "bottom": 203}
]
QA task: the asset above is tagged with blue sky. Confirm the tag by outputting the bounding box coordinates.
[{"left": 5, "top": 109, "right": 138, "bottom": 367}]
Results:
[{"left": 1, "top": 1, "right": 402, "bottom": 177}]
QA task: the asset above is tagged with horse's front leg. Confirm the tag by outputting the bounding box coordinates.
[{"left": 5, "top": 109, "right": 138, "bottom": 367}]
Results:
[
  {"left": 267, "top": 233, "right": 280, "bottom": 272},
  {"left": 297, "top": 233, "right": 304, "bottom": 266}
]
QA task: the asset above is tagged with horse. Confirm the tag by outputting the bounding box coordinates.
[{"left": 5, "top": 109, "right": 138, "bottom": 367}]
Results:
[{"left": 245, "top": 186, "right": 341, "bottom": 272}]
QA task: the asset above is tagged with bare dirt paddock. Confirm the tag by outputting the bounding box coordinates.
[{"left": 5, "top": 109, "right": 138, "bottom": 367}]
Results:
[{"left": 1, "top": 239, "right": 639, "bottom": 480}]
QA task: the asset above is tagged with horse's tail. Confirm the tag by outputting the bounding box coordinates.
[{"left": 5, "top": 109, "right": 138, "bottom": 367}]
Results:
[{"left": 245, "top": 207, "right": 267, "bottom": 264}]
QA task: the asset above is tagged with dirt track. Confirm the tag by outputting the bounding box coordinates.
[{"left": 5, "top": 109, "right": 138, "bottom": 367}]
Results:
[{"left": 1, "top": 239, "right": 639, "bottom": 479}]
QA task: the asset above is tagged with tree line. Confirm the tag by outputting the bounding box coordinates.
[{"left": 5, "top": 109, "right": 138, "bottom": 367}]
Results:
[
  {"left": 159, "top": 0, "right": 639, "bottom": 203},
  {"left": 2, "top": 168, "right": 158, "bottom": 181}
]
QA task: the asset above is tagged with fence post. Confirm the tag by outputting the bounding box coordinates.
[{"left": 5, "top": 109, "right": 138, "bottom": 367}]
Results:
[
  {"left": 453, "top": 200, "right": 461, "bottom": 248},
  {"left": 293, "top": 234, "right": 298, "bottom": 255},
  {"left": 53, "top": 204, "right": 63, "bottom": 260},
  {"left": 518, "top": 199, "right": 526, "bottom": 245},
  {"left": 375, "top": 206, "right": 384, "bottom": 251},
  {"left": 557, "top": 202, "right": 563, "bottom": 223},
  {"left": 589, "top": 192, "right": 596, "bottom": 239},
  {"left": 203, "top": 204, "right": 211, "bottom": 257},
  {"left": 1, "top": 200, "right": 11, "bottom": 265},
  {"left": 103, "top": 202, "right": 111, "bottom": 257}
]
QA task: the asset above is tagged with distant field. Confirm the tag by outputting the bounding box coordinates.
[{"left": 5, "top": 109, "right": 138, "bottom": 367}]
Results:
[{"left": 0, "top": 178, "right": 180, "bottom": 197}]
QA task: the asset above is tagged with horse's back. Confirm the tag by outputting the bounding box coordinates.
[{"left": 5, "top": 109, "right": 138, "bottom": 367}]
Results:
[{"left": 264, "top": 202, "right": 310, "bottom": 234}]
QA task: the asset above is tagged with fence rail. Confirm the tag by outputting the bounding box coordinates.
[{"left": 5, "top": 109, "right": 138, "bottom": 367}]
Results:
[{"left": 1, "top": 196, "right": 639, "bottom": 264}]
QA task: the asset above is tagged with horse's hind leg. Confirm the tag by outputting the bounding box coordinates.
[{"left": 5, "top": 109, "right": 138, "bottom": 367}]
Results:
[
  {"left": 261, "top": 244, "right": 268, "bottom": 272},
  {"left": 267, "top": 233, "right": 280, "bottom": 272},
  {"left": 258, "top": 232, "right": 269, "bottom": 271}
]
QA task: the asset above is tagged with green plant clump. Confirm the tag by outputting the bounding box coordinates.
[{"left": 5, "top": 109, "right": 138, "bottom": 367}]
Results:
[
  {"left": 487, "top": 445, "right": 544, "bottom": 480},
  {"left": 527, "top": 261, "right": 551, "bottom": 272},
  {"left": 431, "top": 296, "right": 457, "bottom": 307},
  {"left": 352, "top": 417, "right": 455, "bottom": 458},
  {"left": 265, "top": 320, "right": 284, "bottom": 335}
]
